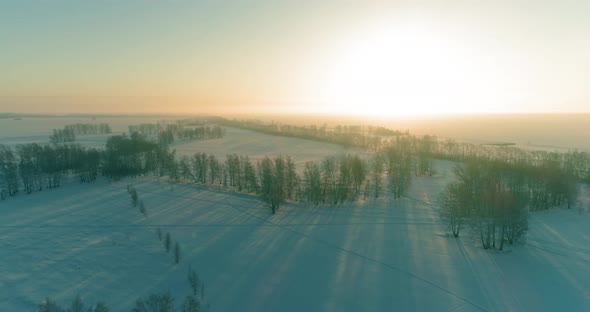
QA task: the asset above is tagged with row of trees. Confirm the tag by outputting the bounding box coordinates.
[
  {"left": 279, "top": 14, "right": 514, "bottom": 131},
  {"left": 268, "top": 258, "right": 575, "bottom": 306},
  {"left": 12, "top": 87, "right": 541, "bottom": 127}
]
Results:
[
  {"left": 38, "top": 295, "right": 108, "bottom": 312},
  {"left": 176, "top": 153, "right": 298, "bottom": 213},
  {"left": 216, "top": 118, "right": 405, "bottom": 149},
  {"left": 424, "top": 138, "right": 590, "bottom": 184},
  {"left": 301, "top": 154, "right": 367, "bottom": 205},
  {"left": 37, "top": 267, "right": 208, "bottom": 312},
  {"left": 220, "top": 118, "right": 589, "bottom": 189},
  {"left": 133, "top": 266, "right": 208, "bottom": 312},
  {"left": 0, "top": 144, "right": 100, "bottom": 198},
  {"left": 172, "top": 150, "right": 418, "bottom": 213},
  {"left": 49, "top": 123, "right": 112, "bottom": 144},
  {"left": 50, "top": 128, "right": 76, "bottom": 143},
  {"left": 128, "top": 122, "right": 225, "bottom": 147},
  {"left": 1, "top": 133, "right": 172, "bottom": 199},
  {"left": 65, "top": 123, "right": 112, "bottom": 135},
  {"left": 103, "top": 133, "right": 176, "bottom": 179}
]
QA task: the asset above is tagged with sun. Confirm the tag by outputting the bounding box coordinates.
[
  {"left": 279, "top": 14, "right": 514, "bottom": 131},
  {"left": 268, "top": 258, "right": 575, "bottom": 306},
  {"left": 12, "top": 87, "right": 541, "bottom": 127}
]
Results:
[{"left": 310, "top": 21, "right": 501, "bottom": 117}]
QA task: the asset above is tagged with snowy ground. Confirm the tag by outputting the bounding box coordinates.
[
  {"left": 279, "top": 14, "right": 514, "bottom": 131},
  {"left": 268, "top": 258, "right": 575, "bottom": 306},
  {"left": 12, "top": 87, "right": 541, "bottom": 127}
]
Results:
[
  {"left": 1, "top": 161, "right": 590, "bottom": 311},
  {"left": 0, "top": 117, "right": 349, "bottom": 170},
  {"left": 2, "top": 117, "right": 590, "bottom": 311},
  {"left": 0, "top": 116, "right": 159, "bottom": 147},
  {"left": 170, "top": 127, "right": 350, "bottom": 169}
]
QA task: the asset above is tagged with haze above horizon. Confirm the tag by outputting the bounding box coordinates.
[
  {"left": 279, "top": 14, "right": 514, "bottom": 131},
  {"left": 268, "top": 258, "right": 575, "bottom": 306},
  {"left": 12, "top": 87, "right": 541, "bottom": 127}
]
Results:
[{"left": 2, "top": 1, "right": 589, "bottom": 116}]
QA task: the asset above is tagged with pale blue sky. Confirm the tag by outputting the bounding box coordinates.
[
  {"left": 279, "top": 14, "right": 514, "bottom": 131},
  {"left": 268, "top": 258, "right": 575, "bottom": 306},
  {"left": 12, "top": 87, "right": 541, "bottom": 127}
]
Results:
[{"left": 1, "top": 0, "right": 589, "bottom": 115}]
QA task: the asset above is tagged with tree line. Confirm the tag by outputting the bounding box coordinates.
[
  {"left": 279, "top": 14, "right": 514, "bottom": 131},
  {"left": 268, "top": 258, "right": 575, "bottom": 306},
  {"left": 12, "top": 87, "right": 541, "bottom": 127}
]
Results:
[
  {"left": 128, "top": 122, "right": 225, "bottom": 147},
  {"left": 102, "top": 132, "right": 176, "bottom": 179},
  {"left": 215, "top": 118, "right": 406, "bottom": 150},
  {"left": 0, "top": 132, "right": 175, "bottom": 199},
  {"left": 2, "top": 130, "right": 426, "bottom": 212},
  {"left": 172, "top": 146, "right": 423, "bottom": 213},
  {"left": 427, "top": 138, "right": 590, "bottom": 183},
  {"left": 37, "top": 266, "right": 209, "bottom": 312},
  {"left": 217, "top": 118, "right": 589, "bottom": 186},
  {"left": 221, "top": 117, "right": 586, "bottom": 212},
  {"left": 0, "top": 143, "right": 100, "bottom": 198},
  {"left": 50, "top": 123, "right": 112, "bottom": 143}
]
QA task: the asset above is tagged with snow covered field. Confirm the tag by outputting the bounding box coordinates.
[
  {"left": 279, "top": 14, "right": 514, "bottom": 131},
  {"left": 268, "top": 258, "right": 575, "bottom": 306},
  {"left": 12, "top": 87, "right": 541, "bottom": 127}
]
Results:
[
  {"left": 0, "top": 117, "right": 159, "bottom": 147},
  {"left": 0, "top": 117, "right": 348, "bottom": 170},
  {"left": 2, "top": 116, "right": 590, "bottom": 311},
  {"left": 170, "top": 127, "right": 349, "bottom": 169},
  {"left": 1, "top": 162, "right": 590, "bottom": 311}
]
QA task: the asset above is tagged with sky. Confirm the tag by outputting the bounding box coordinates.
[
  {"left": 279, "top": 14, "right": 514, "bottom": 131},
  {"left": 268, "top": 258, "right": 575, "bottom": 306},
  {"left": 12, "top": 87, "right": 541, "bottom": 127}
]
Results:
[{"left": 1, "top": 0, "right": 589, "bottom": 116}]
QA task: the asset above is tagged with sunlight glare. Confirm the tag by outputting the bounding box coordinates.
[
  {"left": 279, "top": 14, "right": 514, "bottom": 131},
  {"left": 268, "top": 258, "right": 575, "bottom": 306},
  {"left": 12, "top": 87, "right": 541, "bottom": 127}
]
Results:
[{"left": 314, "top": 22, "right": 502, "bottom": 117}]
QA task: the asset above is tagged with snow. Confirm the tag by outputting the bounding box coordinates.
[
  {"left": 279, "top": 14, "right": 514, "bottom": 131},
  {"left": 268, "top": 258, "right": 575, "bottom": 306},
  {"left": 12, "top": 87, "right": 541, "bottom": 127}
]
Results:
[
  {"left": 0, "top": 117, "right": 159, "bottom": 146},
  {"left": 0, "top": 118, "right": 349, "bottom": 170},
  {"left": 170, "top": 127, "right": 350, "bottom": 169},
  {"left": 2, "top": 117, "right": 590, "bottom": 311},
  {"left": 1, "top": 161, "right": 589, "bottom": 311}
]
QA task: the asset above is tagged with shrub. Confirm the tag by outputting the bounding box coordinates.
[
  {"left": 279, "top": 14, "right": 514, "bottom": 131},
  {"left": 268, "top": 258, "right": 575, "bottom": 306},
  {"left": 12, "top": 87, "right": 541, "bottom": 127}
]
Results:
[
  {"left": 174, "top": 242, "right": 181, "bottom": 264},
  {"left": 165, "top": 232, "right": 171, "bottom": 252}
]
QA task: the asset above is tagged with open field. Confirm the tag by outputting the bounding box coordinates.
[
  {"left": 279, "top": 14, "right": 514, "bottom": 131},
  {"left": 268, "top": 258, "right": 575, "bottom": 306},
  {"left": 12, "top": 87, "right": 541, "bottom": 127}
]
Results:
[
  {"left": 1, "top": 116, "right": 590, "bottom": 311},
  {"left": 1, "top": 159, "right": 590, "bottom": 311},
  {"left": 2, "top": 115, "right": 590, "bottom": 153},
  {"left": 0, "top": 117, "right": 349, "bottom": 171}
]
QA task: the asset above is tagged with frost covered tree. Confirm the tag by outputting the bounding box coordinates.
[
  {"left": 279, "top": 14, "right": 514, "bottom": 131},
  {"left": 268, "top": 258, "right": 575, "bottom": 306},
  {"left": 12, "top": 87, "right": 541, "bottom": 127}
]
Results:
[
  {"left": 444, "top": 161, "right": 530, "bottom": 249},
  {"left": 208, "top": 154, "right": 220, "bottom": 185},
  {"left": 370, "top": 154, "right": 384, "bottom": 198},
  {"left": 303, "top": 161, "right": 322, "bottom": 204},
  {"left": 438, "top": 182, "right": 470, "bottom": 237},
  {"left": 0, "top": 145, "right": 19, "bottom": 197},
  {"left": 258, "top": 156, "right": 278, "bottom": 213},
  {"left": 284, "top": 156, "right": 298, "bottom": 199},
  {"left": 321, "top": 156, "right": 337, "bottom": 204},
  {"left": 384, "top": 142, "right": 413, "bottom": 199}
]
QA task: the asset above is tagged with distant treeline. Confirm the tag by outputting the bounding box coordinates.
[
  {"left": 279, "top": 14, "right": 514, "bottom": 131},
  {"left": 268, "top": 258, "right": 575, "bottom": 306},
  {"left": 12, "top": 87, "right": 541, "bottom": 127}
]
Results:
[
  {"left": 219, "top": 118, "right": 590, "bottom": 186},
  {"left": 128, "top": 121, "right": 225, "bottom": 146},
  {"left": 1, "top": 120, "right": 585, "bottom": 217},
  {"left": 50, "top": 123, "right": 112, "bottom": 143},
  {"left": 66, "top": 123, "right": 112, "bottom": 135},
  {"left": 215, "top": 118, "right": 406, "bottom": 149}
]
